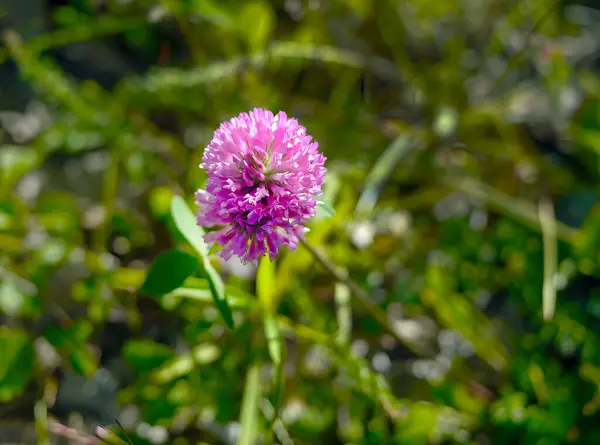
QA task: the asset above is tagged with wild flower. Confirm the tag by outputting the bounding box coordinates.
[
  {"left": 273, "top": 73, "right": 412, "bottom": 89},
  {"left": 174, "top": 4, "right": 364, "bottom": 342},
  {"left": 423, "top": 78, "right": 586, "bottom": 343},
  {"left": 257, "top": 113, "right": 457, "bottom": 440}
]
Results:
[{"left": 195, "top": 109, "right": 326, "bottom": 263}]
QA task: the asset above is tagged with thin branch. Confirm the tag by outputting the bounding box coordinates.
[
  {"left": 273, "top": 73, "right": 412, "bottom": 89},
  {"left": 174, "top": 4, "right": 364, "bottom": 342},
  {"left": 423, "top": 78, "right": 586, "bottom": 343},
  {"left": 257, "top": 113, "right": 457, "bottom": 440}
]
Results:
[{"left": 299, "top": 237, "right": 425, "bottom": 355}]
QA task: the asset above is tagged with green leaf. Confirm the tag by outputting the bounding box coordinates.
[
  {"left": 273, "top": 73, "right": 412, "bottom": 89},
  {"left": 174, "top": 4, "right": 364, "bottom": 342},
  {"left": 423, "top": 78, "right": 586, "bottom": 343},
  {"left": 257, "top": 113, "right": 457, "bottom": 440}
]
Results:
[
  {"left": 0, "top": 145, "right": 41, "bottom": 191},
  {"left": 238, "top": 362, "right": 262, "bottom": 445},
  {"left": 396, "top": 402, "right": 441, "bottom": 442},
  {"left": 141, "top": 249, "right": 199, "bottom": 297},
  {"left": 0, "top": 327, "right": 34, "bottom": 402},
  {"left": 237, "top": 1, "right": 274, "bottom": 52},
  {"left": 43, "top": 326, "right": 70, "bottom": 349},
  {"left": 171, "top": 195, "right": 209, "bottom": 257},
  {"left": 171, "top": 195, "right": 234, "bottom": 329},
  {"left": 335, "top": 283, "right": 352, "bottom": 345},
  {"left": 71, "top": 319, "right": 93, "bottom": 343},
  {"left": 68, "top": 347, "right": 98, "bottom": 377},
  {"left": 149, "top": 186, "right": 174, "bottom": 218},
  {"left": 123, "top": 339, "right": 175, "bottom": 373},
  {"left": 44, "top": 324, "right": 98, "bottom": 377},
  {"left": 0, "top": 279, "right": 28, "bottom": 317},
  {"left": 152, "top": 343, "right": 221, "bottom": 384},
  {"left": 355, "top": 135, "right": 414, "bottom": 218},
  {"left": 315, "top": 200, "right": 336, "bottom": 220},
  {"left": 192, "top": 343, "right": 221, "bottom": 364},
  {"left": 190, "top": 0, "right": 234, "bottom": 26},
  {"left": 36, "top": 191, "right": 81, "bottom": 237},
  {"left": 314, "top": 172, "right": 340, "bottom": 221},
  {"left": 110, "top": 267, "right": 147, "bottom": 289},
  {"left": 169, "top": 286, "right": 254, "bottom": 309}
]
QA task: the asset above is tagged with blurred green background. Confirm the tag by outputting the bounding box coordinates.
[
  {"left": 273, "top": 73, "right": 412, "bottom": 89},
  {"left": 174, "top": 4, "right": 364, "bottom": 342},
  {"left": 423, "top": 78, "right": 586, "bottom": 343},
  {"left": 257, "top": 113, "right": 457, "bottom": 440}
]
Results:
[{"left": 2, "top": 0, "right": 600, "bottom": 444}]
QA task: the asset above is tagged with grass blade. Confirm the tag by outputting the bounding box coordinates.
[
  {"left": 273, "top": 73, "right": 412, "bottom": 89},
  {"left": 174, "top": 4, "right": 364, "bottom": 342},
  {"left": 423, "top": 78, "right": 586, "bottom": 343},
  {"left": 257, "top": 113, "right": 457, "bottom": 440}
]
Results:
[
  {"left": 539, "top": 196, "right": 558, "bottom": 320},
  {"left": 335, "top": 283, "right": 352, "bottom": 345},
  {"left": 238, "top": 363, "right": 262, "bottom": 445},
  {"left": 355, "top": 135, "right": 414, "bottom": 218},
  {"left": 141, "top": 249, "right": 199, "bottom": 297}
]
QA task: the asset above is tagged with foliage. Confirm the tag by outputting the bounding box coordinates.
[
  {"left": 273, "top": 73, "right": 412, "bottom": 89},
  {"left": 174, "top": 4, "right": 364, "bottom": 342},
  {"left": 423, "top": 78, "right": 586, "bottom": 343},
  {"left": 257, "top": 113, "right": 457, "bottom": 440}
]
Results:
[{"left": 1, "top": 0, "right": 600, "bottom": 444}]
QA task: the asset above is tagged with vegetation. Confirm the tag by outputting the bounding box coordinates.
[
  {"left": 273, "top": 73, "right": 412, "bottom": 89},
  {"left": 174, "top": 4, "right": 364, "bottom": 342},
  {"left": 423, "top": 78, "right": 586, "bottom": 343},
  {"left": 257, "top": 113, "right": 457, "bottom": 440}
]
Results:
[{"left": 2, "top": 0, "right": 600, "bottom": 444}]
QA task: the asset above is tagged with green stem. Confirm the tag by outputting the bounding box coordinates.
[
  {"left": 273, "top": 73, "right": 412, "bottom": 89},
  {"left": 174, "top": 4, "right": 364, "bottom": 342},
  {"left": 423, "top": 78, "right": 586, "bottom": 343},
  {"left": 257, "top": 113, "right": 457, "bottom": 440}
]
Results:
[
  {"left": 93, "top": 151, "right": 120, "bottom": 252},
  {"left": 0, "top": 17, "right": 144, "bottom": 65},
  {"left": 539, "top": 196, "right": 557, "bottom": 321},
  {"left": 299, "top": 237, "right": 420, "bottom": 354}
]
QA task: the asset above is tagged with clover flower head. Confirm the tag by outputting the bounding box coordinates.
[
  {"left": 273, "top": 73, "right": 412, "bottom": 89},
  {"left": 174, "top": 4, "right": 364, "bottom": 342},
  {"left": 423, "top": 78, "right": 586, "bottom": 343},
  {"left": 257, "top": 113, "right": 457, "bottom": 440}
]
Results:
[{"left": 195, "top": 108, "right": 327, "bottom": 263}]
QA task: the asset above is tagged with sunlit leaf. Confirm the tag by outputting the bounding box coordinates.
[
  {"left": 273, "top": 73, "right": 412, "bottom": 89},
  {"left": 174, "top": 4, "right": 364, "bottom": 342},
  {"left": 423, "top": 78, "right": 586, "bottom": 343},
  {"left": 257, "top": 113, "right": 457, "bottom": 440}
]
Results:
[
  {"left": 171, "top": 195, "right": 234, "bottom": 329},
  {"left": 152, "top": 343, "right": 221, "bottom": 384},
  {"left": 315, "top": 201, "right": 335, "bottom": 220},
  {"left": 238, "top": 362, "right": 262, "bottom": 445},
  {"left": 190, "top": 0, "right": 234, "bottom": 26},
  {"left": 149, "top": 186, "right": 174, "bottom": 218},
  {"left": 0, "top": 145, "right": 41, "bottom": 191},
  {"left": 171, "top": 195, "right": 208, "bottom": 257},
  {"left": 539, "top": 197, "right": 558, "bottom": 320},
  {"left": 396, "top": 402, "right": 442, "bottom": 443},
  {"left": 355, "top": 135, "right": 415, "bottom": 218},
  {"left": 314, "top": 172, "right": 340, "bottom": 221},
  {"left": 169, "top": 286, "right": 254, "bottom": 309},
  {"left": 70, "top": 319, "right": 93, "bottom": 343},
  {"left": 237, "top": 1, "right": 274, "bottom": 52},
  {"left": 0, "top": 280, "right": 27, "bottom": 317}
]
